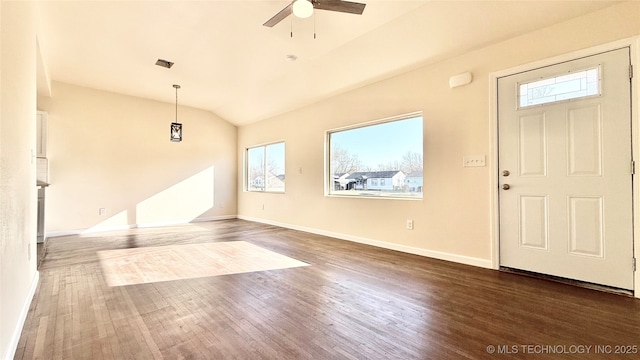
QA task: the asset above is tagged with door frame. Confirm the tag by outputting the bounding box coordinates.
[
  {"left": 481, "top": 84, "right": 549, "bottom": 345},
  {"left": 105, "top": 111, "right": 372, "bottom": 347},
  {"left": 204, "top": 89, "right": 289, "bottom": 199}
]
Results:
[{"left": 489, "top": 37, "right": 640, "bottom": 298}]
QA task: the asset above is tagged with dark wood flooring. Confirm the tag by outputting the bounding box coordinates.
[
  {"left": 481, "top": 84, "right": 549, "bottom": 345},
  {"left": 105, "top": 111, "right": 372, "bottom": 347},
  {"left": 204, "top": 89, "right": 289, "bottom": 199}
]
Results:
[{"left": 15, "top": 219, "right": 640, "bottom": 359}]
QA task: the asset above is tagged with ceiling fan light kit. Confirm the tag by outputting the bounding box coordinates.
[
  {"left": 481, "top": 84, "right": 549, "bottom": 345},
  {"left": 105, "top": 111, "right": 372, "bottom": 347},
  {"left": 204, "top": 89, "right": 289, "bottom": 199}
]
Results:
[
  {"left": 292, "top": 0, "right": 314, "bottom": 18},
  {"left": 263, "top": 0, "right": 366, "bottom": 28}
]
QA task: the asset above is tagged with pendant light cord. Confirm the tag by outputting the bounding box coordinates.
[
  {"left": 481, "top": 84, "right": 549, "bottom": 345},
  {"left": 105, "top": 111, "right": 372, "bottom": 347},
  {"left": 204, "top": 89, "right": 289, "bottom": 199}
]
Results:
[{"left": 173, "top": 84, "right": 180, "bottom": 122}]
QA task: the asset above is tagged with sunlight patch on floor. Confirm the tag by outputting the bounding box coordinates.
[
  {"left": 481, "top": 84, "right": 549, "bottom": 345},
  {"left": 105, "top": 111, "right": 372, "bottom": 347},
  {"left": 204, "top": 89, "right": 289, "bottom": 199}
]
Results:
[{"left": 97, "top": 241, "right": 309, "bottom": 287}]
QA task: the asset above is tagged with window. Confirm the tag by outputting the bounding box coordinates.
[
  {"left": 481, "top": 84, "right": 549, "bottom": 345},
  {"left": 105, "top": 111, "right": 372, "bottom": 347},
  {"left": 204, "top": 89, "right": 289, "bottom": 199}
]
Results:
[
  {"left": 518, "top": 67, "right": 600, "bottom": 108},
  {"left": 327, "top": 112, "right": 423, "bottom": 198},
  {"left": 246, "top": 142, "right": 285, "bottom": 192}
]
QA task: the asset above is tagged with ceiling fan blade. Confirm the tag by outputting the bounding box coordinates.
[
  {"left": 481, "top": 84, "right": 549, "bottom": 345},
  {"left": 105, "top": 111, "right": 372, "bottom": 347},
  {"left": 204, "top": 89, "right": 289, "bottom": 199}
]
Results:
[
  {"left": 263, "top": 3, "right": 293, "bottom": 27},
  {"left": 314, "top": 0, "right": 366, "bottom": 15}
]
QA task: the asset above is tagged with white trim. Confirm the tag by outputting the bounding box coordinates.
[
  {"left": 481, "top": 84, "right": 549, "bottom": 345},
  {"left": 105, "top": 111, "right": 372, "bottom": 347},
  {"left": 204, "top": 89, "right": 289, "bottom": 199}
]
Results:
[
  {"left": 190, "top": 215, "right": 236, "bottom": 223},
  {"left": 238, "top": 215, "right": 493, "bottom": 269},
  {"left": 244, "top": 141, "right": 286, "bottom": 193},
  {"left": 136, "top": 215, "right": 236, "bottom": 228},
  {"left": 632, "top": 37, "right": 640, "bottom": 298},
  {"left": 4, "top": 271, "right": 39, "bottom": 360},
  {"left": 489, "top": 71, "right": 501, "bottom": 270},
  {"left": 45, "top": 215, "right": 238, "bottom": 238},
  {"left": 491, "top": 38, "right": 637, "bottom": 81},
  {"left": 325, "top": 110, "right": 423, "bottom": 134},
  {"left": 490, "top": 37, "right": 640, "bottom": 297},
  {"left": 324, "top": 111, "right": 424, "bottom": 197}
]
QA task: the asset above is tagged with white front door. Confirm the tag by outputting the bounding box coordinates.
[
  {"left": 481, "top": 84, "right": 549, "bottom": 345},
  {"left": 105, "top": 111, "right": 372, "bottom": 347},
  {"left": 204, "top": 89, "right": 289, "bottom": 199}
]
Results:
[{"left": 498, "top": 48, "right": 634, "bottom": 290}]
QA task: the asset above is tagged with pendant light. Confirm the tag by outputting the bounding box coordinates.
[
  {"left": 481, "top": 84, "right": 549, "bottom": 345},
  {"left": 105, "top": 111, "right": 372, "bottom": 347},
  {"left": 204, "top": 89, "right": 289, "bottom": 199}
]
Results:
[{"left": 170, "top": 84, "right": 182, "bottom": 142}]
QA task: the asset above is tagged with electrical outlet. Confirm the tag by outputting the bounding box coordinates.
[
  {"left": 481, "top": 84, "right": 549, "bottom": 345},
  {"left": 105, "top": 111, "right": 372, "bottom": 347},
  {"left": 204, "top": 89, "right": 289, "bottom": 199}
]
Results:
[
  {"left": 406, "top": 219, "right": 414, "bottom": 230},
  {"left": 463, "top": 155, "right": 486, "bottom": 167},
  {"left": 99, "top": 208, "right": 106, "bottom": 216}
]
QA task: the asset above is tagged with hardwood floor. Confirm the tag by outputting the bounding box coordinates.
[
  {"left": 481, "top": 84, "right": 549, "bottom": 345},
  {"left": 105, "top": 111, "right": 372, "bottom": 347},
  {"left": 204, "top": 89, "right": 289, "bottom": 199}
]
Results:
[
  {"left": 15, "top": 219, "right": 640, "bottom": 359},
  {"left": 97, "top": 241, "right": 308, "bottom": 287}
]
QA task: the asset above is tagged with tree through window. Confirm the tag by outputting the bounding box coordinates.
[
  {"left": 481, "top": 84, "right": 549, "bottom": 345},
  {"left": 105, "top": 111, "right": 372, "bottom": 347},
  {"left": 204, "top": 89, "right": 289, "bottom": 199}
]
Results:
[
  {"left": 327, "top": 113, "right": 423, "bottom": 198},
  {"left": 247, "top": 142, "right": 285, "bottom": 192}
]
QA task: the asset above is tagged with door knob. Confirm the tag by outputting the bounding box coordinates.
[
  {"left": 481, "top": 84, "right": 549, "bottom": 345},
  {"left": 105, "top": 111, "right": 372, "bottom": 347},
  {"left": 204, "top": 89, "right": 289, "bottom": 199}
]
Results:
[
  {"left": 502, "top": 184, "right": 510, "bottom": 190},
  {"left": 502, "top": 170, "right": 510, "bottom": 177}
]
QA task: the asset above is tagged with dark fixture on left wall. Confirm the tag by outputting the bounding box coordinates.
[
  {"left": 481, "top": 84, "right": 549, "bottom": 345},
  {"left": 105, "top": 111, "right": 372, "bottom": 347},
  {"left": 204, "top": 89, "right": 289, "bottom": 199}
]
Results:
[
  {"left": 171, "top": 84, "right": 182, "bottom": 142},
  {"left": 155, "top": 58, "right": 174, "bottom": 69}
]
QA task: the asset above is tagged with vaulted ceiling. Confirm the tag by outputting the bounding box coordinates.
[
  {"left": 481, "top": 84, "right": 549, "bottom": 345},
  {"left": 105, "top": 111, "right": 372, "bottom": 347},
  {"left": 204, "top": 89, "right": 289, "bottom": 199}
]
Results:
[{"left": 36, "top": 1, "right": 620, "bottom": 126}]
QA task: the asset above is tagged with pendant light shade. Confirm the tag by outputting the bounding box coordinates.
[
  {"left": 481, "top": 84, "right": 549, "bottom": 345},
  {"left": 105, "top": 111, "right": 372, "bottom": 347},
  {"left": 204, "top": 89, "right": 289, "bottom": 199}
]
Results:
[
  {"left": 170, "top": 84, "right": 182, "bottom": 142},
  {"left": 170, "top": 122, "right": 182, "bottom": 142},
  {"left": 292, "top": 0, "right": 314, "bottom": 18}
]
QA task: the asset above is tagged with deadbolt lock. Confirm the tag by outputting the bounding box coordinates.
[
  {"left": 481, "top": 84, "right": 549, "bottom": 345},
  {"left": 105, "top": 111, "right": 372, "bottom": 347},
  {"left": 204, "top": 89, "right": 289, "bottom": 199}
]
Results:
[{"left": 502, "top": 170, "right": 510, "bottom": 177}]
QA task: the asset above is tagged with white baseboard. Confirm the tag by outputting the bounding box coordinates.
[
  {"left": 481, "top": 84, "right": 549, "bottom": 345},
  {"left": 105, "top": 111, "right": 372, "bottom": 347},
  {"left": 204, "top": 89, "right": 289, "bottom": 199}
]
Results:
[
  {"left": 136, "top": 215, "right": 236, "bottom": 228},
  {"left": 237, "top": 215, "right": 493, "bottom": 269},
  {"left": 46, "top": 214, "right": 492, "bottom": 269},
  {"left": 4, "top": 271, "right": 39, "bottom": 360},
  {"left": 46, "top": 215, "right": 238, "bottom": 239},
  {"left": 46, "top": 225, "right": 134, "bottom": 238},
  {"left": 190, "top": 215, "right": 237, "bottom": 223}
]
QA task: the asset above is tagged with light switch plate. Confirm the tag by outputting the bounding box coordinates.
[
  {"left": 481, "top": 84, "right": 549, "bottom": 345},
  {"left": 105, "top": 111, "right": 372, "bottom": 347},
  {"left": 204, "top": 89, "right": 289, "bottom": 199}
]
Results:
[{"left": 463, "top": 155, "right": 486, "bottom": 167}]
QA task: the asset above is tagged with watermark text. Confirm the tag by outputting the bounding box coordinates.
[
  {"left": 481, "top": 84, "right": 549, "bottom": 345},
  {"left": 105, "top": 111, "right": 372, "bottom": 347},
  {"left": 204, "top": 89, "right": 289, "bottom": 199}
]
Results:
[{"left": 485, "top": 344, "right": 638, "bottom": 355}]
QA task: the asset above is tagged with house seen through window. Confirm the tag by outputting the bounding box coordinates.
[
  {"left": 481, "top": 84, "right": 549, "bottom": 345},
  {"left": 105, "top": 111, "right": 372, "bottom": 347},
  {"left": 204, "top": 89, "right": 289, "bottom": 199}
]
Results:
[
  {"left": 328, "top": 113, "right": 423, "bottom": 198},
  {"left": 247, "top": 142, "right": 285, "bottom": 192}
]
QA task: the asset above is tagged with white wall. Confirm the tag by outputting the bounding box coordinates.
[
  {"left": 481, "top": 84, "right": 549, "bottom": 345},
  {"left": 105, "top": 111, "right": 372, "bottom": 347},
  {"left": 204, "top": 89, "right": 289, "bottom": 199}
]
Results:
[
  {"left": 0, "top": 1, "right": 39, "bottom": 359},
  {"left": 38, "top": 82, "right": 238, "bottom": 235},
  {"left": 237, "top": 2, "right": 640, "bottom": 267}
]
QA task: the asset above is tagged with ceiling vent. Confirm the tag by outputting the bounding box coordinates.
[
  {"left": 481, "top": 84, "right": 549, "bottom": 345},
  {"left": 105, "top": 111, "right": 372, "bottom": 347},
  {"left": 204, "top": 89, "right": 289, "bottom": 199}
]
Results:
[{"left": 155, "top": 59, "right": 174, "bottom": 69}]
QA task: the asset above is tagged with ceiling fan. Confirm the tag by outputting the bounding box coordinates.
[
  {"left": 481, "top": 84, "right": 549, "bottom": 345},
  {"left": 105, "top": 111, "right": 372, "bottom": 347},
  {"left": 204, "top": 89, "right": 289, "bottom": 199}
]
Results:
[{"left": 263, "top": 0, "right": 366, "bottom": 28}]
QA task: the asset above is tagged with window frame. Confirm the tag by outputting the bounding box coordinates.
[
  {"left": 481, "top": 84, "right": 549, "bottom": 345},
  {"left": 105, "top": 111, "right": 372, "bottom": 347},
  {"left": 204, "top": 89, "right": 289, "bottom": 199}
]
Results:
[
  {"left": 245, "top": 141, "right": 286, "bottom": 193},
  {"left": 324, "top": 111, "right": 423, "bottom": 200}
]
